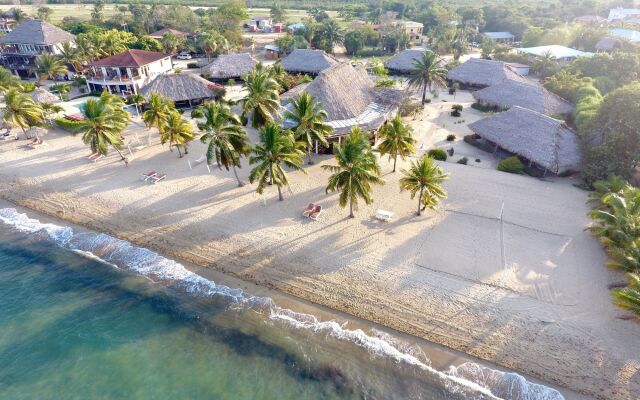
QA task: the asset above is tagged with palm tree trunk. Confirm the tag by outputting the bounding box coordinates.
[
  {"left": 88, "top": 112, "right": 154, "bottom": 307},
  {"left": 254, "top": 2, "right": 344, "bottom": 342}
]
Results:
[
  {"left": 277, "top": 185, "right": 283, "bottom": 201},
  {"left": 20, "top": 125, "right": 27, "bottom": 140},
  {"left": 421, "top": 84, "right": 427, "bottom": 105},
  {"left": 349, "top": 199, "right": 354, "bottom": 218},
  {"left": 393, "top": 150, "right": 397, "bottom": 172},
  {"left": 307, "top": 148, "right": 313, "bottom": 165},
  {"left": 417, "top": 185, "right": 424, "bottom": 216},
  {"left": 177, "top": 146, "right": 183, "bottom": 158},
  {"left": 232, "top": 165, "right": 244, "bottom": 187},
  {"left": 114, "top": 147, "right": 125, "bottom": 160}
]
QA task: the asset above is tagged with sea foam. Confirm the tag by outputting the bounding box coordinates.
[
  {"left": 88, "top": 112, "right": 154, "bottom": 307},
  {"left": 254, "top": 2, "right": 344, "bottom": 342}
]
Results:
[{"left": 0, "top": 207, "right": 565, "bottom": 400}]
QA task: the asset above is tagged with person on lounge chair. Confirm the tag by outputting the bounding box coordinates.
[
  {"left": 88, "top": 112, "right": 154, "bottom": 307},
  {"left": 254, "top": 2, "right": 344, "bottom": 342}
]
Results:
[
  {"left": 302, "top": 203, "right": 316, "bottom": 217},
  {"left": 309, "top": 205, "right": 322, "bottom": 221}
]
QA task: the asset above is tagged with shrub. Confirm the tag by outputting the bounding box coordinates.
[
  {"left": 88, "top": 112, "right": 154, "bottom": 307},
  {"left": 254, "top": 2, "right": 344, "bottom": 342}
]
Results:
[
  {"left": 427, "top": 148, "right": 447, "bottom": 161},
  {"left": 447, "top": 147, "right": 454, "bottom": 156},
  {"left": 497, "top": 156, "right": 524, "bottom": 174},
  {"left": 186, "top": 62, "right": 198, "bottom": 69},
  {"left": 446, "top": 134, "right": 456, "bottom": 141},
  {"left": 424, "top": 98, "right": 431, "bottom": 104},
  {"left": 174, "top": 67, "right": 183, "bottom": 74},
  {"left": 55, "top": 117, "right": 83, "bottom": 132},
  {"left": 475, "top": 158, "right": 481, "bottom": 163},
  {"left": 452, "top": 104, "right": 463, "bottom": 112},
  {"left": 457, "top": 157, "right": 468, "bottom": 165},
  {"left": 190, "top": 108, "right": 204, "bottom": 119},
  {"left": 227, "top": 78, "right": 236, "bottom": 86}
]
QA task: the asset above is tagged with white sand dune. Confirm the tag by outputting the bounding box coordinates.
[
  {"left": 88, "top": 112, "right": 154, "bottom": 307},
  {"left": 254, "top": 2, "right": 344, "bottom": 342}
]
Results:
[{"left": 0, "top": 105, "right": 638, "bottom": 400}]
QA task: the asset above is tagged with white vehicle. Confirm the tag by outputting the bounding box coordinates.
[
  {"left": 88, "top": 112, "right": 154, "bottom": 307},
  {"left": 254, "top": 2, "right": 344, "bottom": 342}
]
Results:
[{"left": 176, "top": 52, "right": 192, "bottom": 60}]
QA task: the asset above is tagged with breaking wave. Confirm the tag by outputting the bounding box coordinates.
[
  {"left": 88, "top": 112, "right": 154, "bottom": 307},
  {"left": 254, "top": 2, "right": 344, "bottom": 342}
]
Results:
[{"left": 0, "top": 207, "right": 564, "bottom": 400}]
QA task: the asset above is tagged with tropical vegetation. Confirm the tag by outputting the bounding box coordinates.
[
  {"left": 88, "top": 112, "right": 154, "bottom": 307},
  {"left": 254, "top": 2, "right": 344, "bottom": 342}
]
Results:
[
  {"left": 399, "top": 155, "right": 449, "bottom": 216},
  {"left": 377, "top": 115, "right": 416, "bottom": 172},
  {"left": 407, "top": 51, "right": 448, "bottom": 105},
  {"left": 284, "top": 92, "right": 332, "bottom": 164}
]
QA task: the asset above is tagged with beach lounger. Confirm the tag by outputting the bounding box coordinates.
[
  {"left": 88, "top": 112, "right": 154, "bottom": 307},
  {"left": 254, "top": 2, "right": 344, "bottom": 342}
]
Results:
[
  {"left": 309, "top": 205, "right": 322, "bottom": 221},
  {"left": 86, "top": 152, "right": 99, "bottom": 160},
  {"left": 150, "top": 173, "right": 166, "bottom": 184},
  {"left": 91, "top": 154, "right": 105, "bottom": 163},
  {"left": 302, "top": 203, "right": 316, "bottom": 217},
  {"left": 140, "top": 171, "right": 157, "bottom": 181},
  {"left": 375, "top": 209, "right": 394, "bottom": 222}
]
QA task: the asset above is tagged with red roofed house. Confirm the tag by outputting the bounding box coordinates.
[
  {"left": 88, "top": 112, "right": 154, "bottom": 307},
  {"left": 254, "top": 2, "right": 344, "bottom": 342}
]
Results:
[
  {"left": 148, "top": 28, "right": 195, "bottom": 40},
  {"left": 86, "top": 49, "right": 172, "bottom": 95}
]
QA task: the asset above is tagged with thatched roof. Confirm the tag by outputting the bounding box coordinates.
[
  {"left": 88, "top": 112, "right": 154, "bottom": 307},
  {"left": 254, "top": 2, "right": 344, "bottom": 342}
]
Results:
[
  {"left": 280, "top": 49, "right": 339, "bottom": 75},
  {"left": 0, "top": 19, "right": 75, "bottom": 45},
  {"left": 468, "top": 106, "right": 582, "bottom": 173},
  {"left": 140, "top": 73, "right": 216, "bottom": 102},
  {"left": 447, "top": 58, "right": 526, "bottom": 87},
  {"left": 281, "top": 63, "right": 403, "bottom": 136},
  {"left": 384, "top": 49, "right": 426, "bottom": 73},
  {"left": 201, "top": 53, "right": 258, "bottom": 80},
  {"left": 31, "top": 87, "right": 60, "bottom": 104},
  {"left": 472, "top": 80, "right": 573, "bottom": 115},
  {"left": 595, "top": 37, "right": 623, "bottom": 51}
]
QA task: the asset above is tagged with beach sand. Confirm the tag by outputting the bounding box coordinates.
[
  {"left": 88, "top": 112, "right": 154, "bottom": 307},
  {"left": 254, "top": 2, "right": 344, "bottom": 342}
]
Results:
[{"left": 0, "top": 102, "right": 638, "bottom": 399}]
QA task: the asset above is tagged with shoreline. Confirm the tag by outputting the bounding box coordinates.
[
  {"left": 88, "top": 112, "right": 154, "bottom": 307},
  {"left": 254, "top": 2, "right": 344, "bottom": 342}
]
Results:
[
  {"left": 0, "top": 116, "right": 637, "bottom": 400},
  {"left": 0, "top": 198, "right": 586, "bottom": 399}
]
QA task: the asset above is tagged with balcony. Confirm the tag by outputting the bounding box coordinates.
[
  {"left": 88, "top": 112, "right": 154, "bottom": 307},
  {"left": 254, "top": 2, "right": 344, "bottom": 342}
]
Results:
[{"left": 86, "top": 72, "right": 144, "bottom": 84}]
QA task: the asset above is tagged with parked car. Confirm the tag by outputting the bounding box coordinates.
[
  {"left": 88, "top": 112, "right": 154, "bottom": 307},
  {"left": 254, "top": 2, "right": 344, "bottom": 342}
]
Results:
[{"left": 176, "top": 52, "right": 192, "bottom": 60}]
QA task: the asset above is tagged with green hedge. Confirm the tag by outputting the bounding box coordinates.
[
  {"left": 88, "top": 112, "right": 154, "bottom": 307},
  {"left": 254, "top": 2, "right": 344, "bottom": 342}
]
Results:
[
  {"left": 55, "top": 117, "right": 83, "bottom": 132},
  {"left": 427, "top": 148, "right": 447, "bottom": 161},
  {"left": 497, "top": 156, "right": 524, "bottom": 174}
]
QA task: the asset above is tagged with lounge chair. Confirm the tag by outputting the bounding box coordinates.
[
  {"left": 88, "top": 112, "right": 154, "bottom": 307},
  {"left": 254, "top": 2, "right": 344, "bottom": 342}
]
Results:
[
  {"left": 140, "top": 171, "right": 157, "bottom": 181},
  {"left": 86, "top": 152, "right": 99, "bottom": 160},
  {"left": 309, "top": 205, "right": 322, "bottom": 221},
  {"left": 150, "top": 173, "right": 166, "bottom": 184},
  {"left": 91, "top": 154, "right": 105, "bottom": 163},
  {"left": 302, "top": 203, "right": 315, "bottom": 217},
  {"left": 375, "top": 209, "right": 394, "bottom": 222}
]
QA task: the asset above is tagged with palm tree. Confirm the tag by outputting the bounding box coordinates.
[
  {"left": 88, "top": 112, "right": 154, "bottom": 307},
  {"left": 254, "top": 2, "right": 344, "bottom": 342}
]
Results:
[
  {"left": 128, "top": 93, "right": 146, "bottom": 116},
  {"left": 35, "top": 53, "right": 67, "bottom": 83},
  {"left": 72, "top": 97, "right": 130, "bottom": 158},
  {"left": 161, "top": 33, "right": 180, "bottom": 55},
  {"left": 198, "top": 101, "right": 250, "bottom": 186},
  {"left": 50, "top": 83, "right": 71, "bottom": 101},
  {"left": 249, "top": 123, "right": 306, "bottom": 201},
  {"left": 589, "top": 190, "right": 640, "bottom": 249},
  {"left": 399, "top": 155, "right": 449, "bottom": 216},
  {"left": 160, "top": 111, "right": 194, "bottom": 157},
  {"left": 2, "top": 89, "right": 44, "bottom": 139},
  {"left": 75, "top": 35, "right": 97, "bottom": 62},
  {"left": 377, "top": 114, "right": 416, "bottom": 172},
  {"left": 242, "top": 69, "right": 280, "bottom": 128},
  {"left": 407, "top": 50, "right": 448, "bottom": 105},
  {"left": 0, "top": 66, "right": 20, "bottom": 93},
  {"left": 322, "top": 127, "right": 384, "bottom": 218},
  {"left": 534, "top": 51, "right": 557, "bottom": 78},
  {"left": 40, "top": 102, "right": 64, "bottom": 124},
  {"left": 198, "top": 32, "right": 218, "bottom": 62},
  {"left": 142, "top": 93, "right": 173, "bottom": 144},
  {"left": 284, "top": 92, "right": 332, "bottom": 164},
  {"left": 59, "top": 41, "right": 83, "bottom": 73},
  {"left": 612, "top": 273, "right": 640, "bottom": 316}
]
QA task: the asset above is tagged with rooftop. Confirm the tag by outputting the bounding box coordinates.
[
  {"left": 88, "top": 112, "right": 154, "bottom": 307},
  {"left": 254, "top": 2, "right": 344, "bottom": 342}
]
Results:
[
  {"left": 483, "top": 32, "right": 515, "bottom": 40},
  {"left": 140, "top": 73, "right": 217, "bottom": 102},
  {"left": 0, "top": 19, "right": 75, "bottom": 45},
  {"left": 472, "top": 80, "right": 574, "bottom": 116},
  {"left": 609, "top": 28, "right": 640, "bottom": 42},
  {"left": 89, "top": 50, "right": 169, "bottom": 68},
  {"left": 516, "top": 45, "right": 594, "bottom": 59},
  {"left": 608, "top": 7, "right": 640, "bottom": 20},
  {"left": 149, "top": 28, "right": 190, "bottom": 38},
  {"left": 280, "top": 49, "right": 339, "bottom": 75},
  {"left": 201, "top": 53, "right": 258, "bottom": 79},
  {"left": 447, "top": 58, "right": 526, "bottom": 87},
  {"left": 468, "top": 106, "right": 582, "bottom": 173}
]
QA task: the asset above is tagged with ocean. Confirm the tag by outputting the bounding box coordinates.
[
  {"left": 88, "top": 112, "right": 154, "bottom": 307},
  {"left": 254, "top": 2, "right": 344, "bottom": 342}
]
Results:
[{"left": 0, "top": 207, "right": 566, "bottom": 400}]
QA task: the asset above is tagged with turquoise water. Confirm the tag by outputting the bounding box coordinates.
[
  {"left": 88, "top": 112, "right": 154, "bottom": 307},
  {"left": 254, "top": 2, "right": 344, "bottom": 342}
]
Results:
[{"left": 0, "top": 208, "right": 565, "bottom": 400}]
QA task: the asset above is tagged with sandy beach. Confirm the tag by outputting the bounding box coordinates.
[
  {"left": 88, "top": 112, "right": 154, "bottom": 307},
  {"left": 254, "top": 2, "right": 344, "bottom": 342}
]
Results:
[{"left": 0, "top": 94, "right": 638, "bottom": 399}]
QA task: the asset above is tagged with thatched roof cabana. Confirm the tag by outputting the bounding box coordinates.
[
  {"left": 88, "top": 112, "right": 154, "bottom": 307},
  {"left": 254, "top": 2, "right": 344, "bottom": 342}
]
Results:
[
  {"left": 281, "top": 62, "right": 403, "bottom": 136},
  {"left": 201, "top": 53, "right": 258, "bottom": 80},
  {"left": 384, "top": 49, "right": 426, "bottom": 73},
  {"left": 31, "top": 87, "right": 60, "bottom": 104},
  {"left": 447, "top": 58, "right": 526, "bottom": 88},
  {"left": 468, "top": 106, "right": 582, "bottom": 174},
  {"left": 280, "top": 49, "right": 339, "bottom": 75},
  {"left": 140, "top": 73, "right": 217, "bottom": 104},
  {"left": 595, "top": 37, "right": 622, "bottom": 52},
  {"left": 472, "top": 80, "right": 573, "bottom": 116}
]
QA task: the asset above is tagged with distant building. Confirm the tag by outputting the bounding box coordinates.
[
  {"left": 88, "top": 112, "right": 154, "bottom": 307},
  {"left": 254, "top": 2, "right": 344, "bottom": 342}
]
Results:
[
  {"left": 595, "top": 37, "right": 623, "bottom": 52},
  {"left": 288, "top": 22, "right": 305, "bottom": 33},
  {"left": 608, "top": 7, "right": 640, "bottom": 21},
  {"left": 401, "top": 21, "right": 424, "bottom": 44},
  {"left": 0, "top": 19, "right": 75, "bottom": 78},
  {"left": 280, "top": 49, "right": 339, "bottom": 75},
  {"left": 516, "top": 45, "right": 593, "bottom": 65},
  {"left": 264, "top": 44, "right": 281, "bottom": 60},
  {"left": 447, "top": 58, "right": 527, "bottom": 89},
  {"left": 0, "top": 18, "right": 16, "bottom": 33},
  {"left": 384, "top": 48, "right": 435, "bottom": 74},
  {"left": 609, "top": 28, "right": 640, "bottom": 43},
  {"left": 86, "top": 49, "right": 172, "bottom": 95},
  {"left": 574, "top": 15, "right": 607, "bottom": 25},
  {"left": 148, "top": 28, "right": 195, "bottom": 41},
  {"left": 483, "top": 31, "right": 515, "bottom": 44},
  {"left": 250, "top": 15, "right": 272, "bottom": 29}
]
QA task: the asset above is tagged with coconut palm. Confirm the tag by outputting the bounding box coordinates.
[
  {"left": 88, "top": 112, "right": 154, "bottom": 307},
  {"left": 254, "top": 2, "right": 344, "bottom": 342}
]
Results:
[
  {"left": 1, "top": 89, "right": 44, "bottom": 139},
  {"left": 35, "top": 53, "right": 67, "bottom": 83},
  {"left": 198, "top": 32, "right": 218, "bottom": 62},
  {"left": 160, "top": 111, "right": 194, "bottom": 157},
  {"left": 612, "top": 273, "right": 640, "bottom": 316},
  {"left": 589, "top": 190, "right": 640, "bottom": 249},
  {"left": 242, "top": 69, "right": 280, "bottom": 128},
  {"left": 0, "top": 66, "right": 21, "bottom": 93},
  {"left": 142, "top": 93, "right": 173, "bottom": 143},
  {"left": 322, "top": 127, "right": 384, "bottom": 218},
  {"left": 399, "top": 155, "right": 449, "bottom": 216},
  {"left": 284, "top": 92, "right": 332, "bottom": 164},
  {"left": 50, "top": 83, "right": 71, "bottom": 101},
  {"left": 249, "top": 123, "right": 306, "bottom": 201},
  {"left": 59, "top": 41, "right": 83, "bottom": 73},
  {"left": 75, "top": 35, "right": 97, "bottom": 62},
  {"left": 407, "top": 50, "right": 448, "bottom": 105},
  {"left": 534, "top": 51, "right": 557, "bottom": 78},
  {"left": 160, "top": 33, "right": 180, "bottom": 54},
  {"left": 40, "top": 102, "right": 64, "bottom": 124},
  {"left": 198, "top": 101, "right": 250, "bottom": 186},
  {"left": 377, "top": 114, "right": 416, "bottom": 172},
  {"left": 72, "top": 97, "right": 130, "bottom": 158},
  {"left": 128, "top": 93, "right": 146, "bottom": 115}
]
